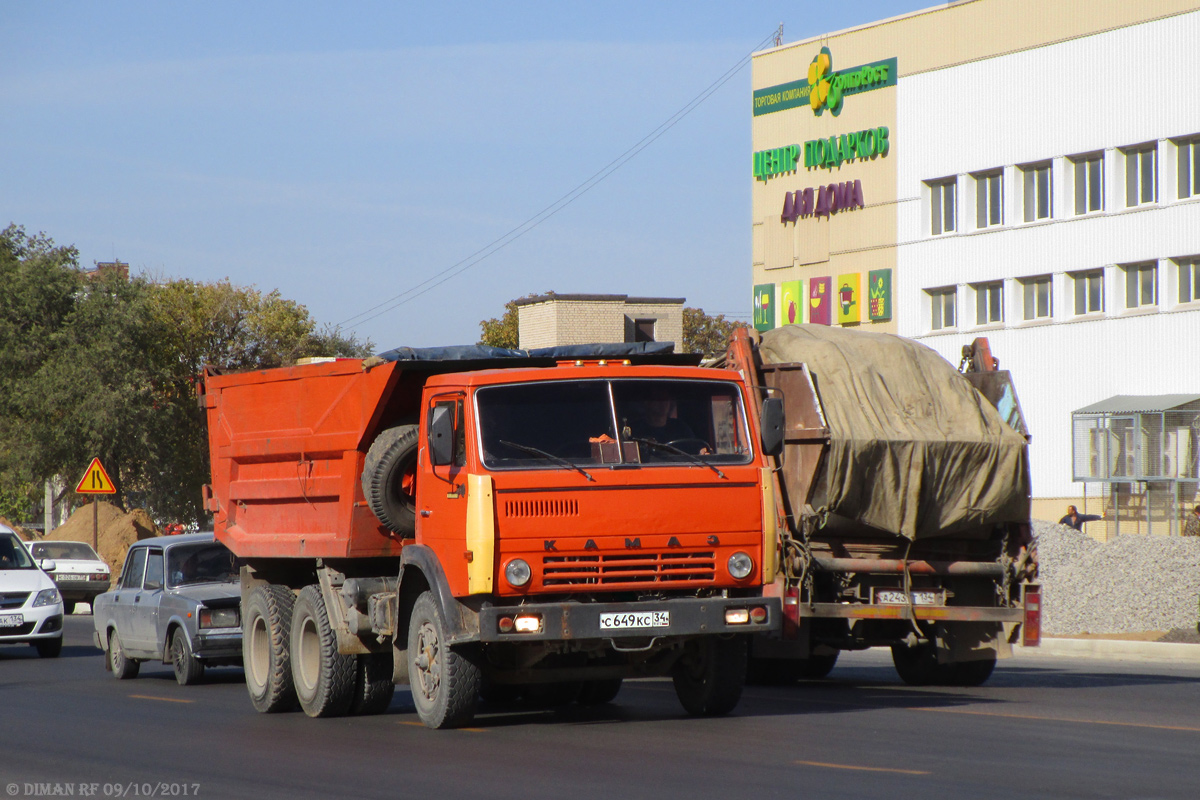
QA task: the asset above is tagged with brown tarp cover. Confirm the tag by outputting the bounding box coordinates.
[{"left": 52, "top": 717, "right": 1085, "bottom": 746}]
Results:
[{"left": 758, "top": 325, "right": 1031, "bottom": 540}]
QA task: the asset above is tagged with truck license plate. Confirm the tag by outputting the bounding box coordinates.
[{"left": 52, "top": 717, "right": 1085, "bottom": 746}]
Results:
[
  {"left": 599, "top": 611, "right": 670, "bottom": 630},
  {"left": 874, "top": 589, "right": 943, "bottom": 606},
  {"left": 0, "top": 614, "right": 23, "bottom": 628}
]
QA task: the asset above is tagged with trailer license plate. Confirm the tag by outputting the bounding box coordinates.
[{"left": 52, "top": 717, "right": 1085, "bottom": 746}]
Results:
[
  {"left": 599, "top": 611, "right": 670, "bottom": 630},
  {"left": 0, "top": 614, "right": 23, "bottom": 628},
  {"left": 875, "top": 590, "right": 942, "bottom": 606}
]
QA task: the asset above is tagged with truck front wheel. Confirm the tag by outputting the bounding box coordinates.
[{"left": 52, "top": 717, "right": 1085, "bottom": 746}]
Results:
[
  {"left": 407, "top": 591, "right": 480, "bottom": 729},
  {"left": 291, "top": 585, "right": 356, "bottom": 718},
  {"left": 672, "top": 636, "right": 747, "bottom": 717},
  {"left": 243, "top": 584, "right": 299, "bottom": 713}
]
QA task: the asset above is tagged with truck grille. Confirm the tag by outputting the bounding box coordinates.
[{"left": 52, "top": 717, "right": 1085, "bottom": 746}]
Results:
[
  {"left": 542, "top": 552, "right": 716, "bottom": 587},
  {"left": 0, "top": 592, "right": 30, "bottom": 610},
  {"left": 504, "top": 499, "right": 579, "bottom": 518}
]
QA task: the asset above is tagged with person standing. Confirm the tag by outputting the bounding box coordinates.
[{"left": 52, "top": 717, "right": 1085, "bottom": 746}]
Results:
[
  {"left": 1183, "top": 506, "right": 1200, "bottom": 537},
  {"left": 1059, "top": 505, "right": 1102, "bottom": 531}
]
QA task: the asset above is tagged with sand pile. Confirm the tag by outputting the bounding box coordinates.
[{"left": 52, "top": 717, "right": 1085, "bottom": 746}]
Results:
[
  {"left": 50, "top": 501, "right": 159, "bottom": 576},
  {"left": 0, "top": 516, "right": 36, "bottom": 541}
]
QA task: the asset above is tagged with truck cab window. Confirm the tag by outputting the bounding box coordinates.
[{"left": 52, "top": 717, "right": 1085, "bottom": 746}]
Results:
[{"left": 429, "top": 399, "right": 466, "bottom": 467}]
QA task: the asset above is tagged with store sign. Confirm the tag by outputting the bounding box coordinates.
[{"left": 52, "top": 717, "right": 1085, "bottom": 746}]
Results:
[
  {"left": 753, "top": 49, "right": 897, "bottom": 117},
  {"left": 781, "top": 180, "right": 864, "bottom": 222},
  {"left": 753, "top": 284, "right": 776, "bottom": 331},
  {"left": 837, "top": 273, "right": 861, "bottom": 325},
  {"left": 754, "top": 145, "right": 800, "bottom": 182},
  {"left": 781, "top": 280, "right": 803, "bottom": 325},
  {"left": 809, "top": 277, "right": 831, "bottom": 325},
  {"left": 805, "top": 127, "right": 889, "bottom": 170},
  {"left": 868, "top": 269, "right": 892, "bottom": 321}
]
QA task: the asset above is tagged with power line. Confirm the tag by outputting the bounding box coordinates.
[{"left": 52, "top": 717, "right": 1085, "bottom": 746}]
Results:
[{"left": 337, "top": 29, "right": 779, "bottom": 331}]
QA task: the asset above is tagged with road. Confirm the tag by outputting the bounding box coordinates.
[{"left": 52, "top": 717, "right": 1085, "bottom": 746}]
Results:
[{"left": 2, "top": 616, "right": 1198, "bottom": 800}]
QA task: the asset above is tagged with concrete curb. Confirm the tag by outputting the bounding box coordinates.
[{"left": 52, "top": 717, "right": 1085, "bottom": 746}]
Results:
[{"left": 1017, "top": 637, "right": 1200, "bottom": 662}]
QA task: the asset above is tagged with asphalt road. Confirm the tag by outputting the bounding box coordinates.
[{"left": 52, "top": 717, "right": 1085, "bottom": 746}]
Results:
[{"left": 2, "top": 616, "right": 1199, "bottom": 800}]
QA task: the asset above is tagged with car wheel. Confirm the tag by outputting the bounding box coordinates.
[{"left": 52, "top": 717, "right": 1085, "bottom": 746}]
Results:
[
  {"left": 34, "top": 637, "right": 63, "bottom": 658},
  {"left": 243, "top": 584, "right": 298, "bottom": 713},
  {"left": 109, "top": 630, "right": 139, "bottom": 679},
  {"left": 171, "top": 629, "right": 205, "bottom": 686},
  {"left": 407, "top": 590, "right": 480, "bottom": 729},
  {"left": 350, "top": 652, "right": 395, "bottom": 716},
  {"left": 290, "top": 585, "right": 355, "bottom": 718},
  {"left": 672, "top": 636, "right": 747, "bottom": 717},
  {"left": 63, "top": 600, "right": 76, "bottom": 615}
]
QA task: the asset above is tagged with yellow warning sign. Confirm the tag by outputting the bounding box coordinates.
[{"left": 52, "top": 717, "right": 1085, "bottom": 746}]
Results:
[{"left": 75, "top": 457, "right": 117, "bottom": 494}]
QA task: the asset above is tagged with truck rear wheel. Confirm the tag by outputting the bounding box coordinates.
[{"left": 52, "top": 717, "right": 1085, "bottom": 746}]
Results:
[
  {"left": 291, "top": 585, "right": 356, "bottom": 718},
  {"left": 244, "top": 584, "right": 299, "bottom": 713},
  {"left": 672, "top": 636, "right": 747, "bottom": 717},
  {"left": 577, "top": 679, "right": 623, "bottom": 706},
  {"left": 407, "top": 591, "right": 480, "bottom": 729},
  {"left": 948, "top": 655, "right": 997, "bottom": 687},
  {"left": 362, "top": 424, "right": 420, "bottom": 536},
  {"left": 351, "top": 652, "right": 396, "bottom": 715}
]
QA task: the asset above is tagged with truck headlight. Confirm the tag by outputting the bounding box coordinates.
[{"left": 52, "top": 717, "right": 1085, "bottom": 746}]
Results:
[
  {"left": 728, "top": 552, "right": 754, "bottom": 580},
  {"left": 33, "top": 588, "right": 61, "bottom": 607},
  {"left": 504, "top": 559, "right": 531, "bottom": 588},
  {"left": 199, "top": 607, "right": 240, "bottom": 628}
]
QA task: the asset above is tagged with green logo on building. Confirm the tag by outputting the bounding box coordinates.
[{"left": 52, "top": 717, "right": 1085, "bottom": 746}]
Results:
[{"left": 753, "top": 51, "right": 897, "bottom": 118}]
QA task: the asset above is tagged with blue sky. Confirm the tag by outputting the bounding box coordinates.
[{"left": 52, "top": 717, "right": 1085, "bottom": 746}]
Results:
[{"left": 2, "top": 1, "right": 927, "bottom": 349}]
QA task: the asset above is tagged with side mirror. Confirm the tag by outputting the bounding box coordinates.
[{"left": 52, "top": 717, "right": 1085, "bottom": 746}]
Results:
[
  {"left": 429, "top": 404, "right": 455, "bottom": 466},
  {"left": 39, "top": 559, "right": 57, "bottom": 573},
  {"left": 760, "top": 397, "right": 785, "bottom": 457}
]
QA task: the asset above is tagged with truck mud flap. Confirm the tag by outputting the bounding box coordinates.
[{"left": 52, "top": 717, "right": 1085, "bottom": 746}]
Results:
[{"left": 477, "top": 597, "right": 781, "bottom": 643}]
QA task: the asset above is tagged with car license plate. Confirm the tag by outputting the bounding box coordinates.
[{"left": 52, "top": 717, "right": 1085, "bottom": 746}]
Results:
[
  {"left": 599, "top": 611, "right": 670, "bottom": 630},
  {"left": 56, "top": 574, "right": 86, "bottom": 581},
  {"left": 875, "top": 589, "right": 943, "bottom": 606},
  {"left": 0, "top": 614, "right": 23, "bottom": 628}
]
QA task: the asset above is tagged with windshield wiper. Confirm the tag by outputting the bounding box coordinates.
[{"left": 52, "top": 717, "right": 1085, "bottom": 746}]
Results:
[
  {"left": 499, "top": 440, "right": 595, "bottom": 482},
  {"left": 624, "top": 437, "right": 726, "bottom": 479}
]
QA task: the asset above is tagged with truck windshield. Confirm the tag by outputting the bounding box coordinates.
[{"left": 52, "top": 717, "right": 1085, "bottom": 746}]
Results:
[{"left": 476, "top": 379, "right": 751, "bottom": 470}]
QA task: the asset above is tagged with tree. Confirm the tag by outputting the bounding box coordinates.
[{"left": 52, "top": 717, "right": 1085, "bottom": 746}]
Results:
[
  {"left": 478, "top": 293, "right": 549, "bottom": 349},
  {"left": 682, "top": 307, "right": 747, "bottom": 358}
]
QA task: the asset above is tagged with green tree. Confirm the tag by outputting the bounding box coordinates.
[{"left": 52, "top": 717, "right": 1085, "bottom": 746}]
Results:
[
  {"left": 478, "top": 293, "right": 549, "bottom": 349},
  {"left": 682, "top": 306, "right": 747, "bottom": 358}
]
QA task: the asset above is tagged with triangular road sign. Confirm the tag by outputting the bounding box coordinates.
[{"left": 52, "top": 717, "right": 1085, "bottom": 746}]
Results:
[{"left": 75, "top": 457, "right": 117, "bottom": 494}]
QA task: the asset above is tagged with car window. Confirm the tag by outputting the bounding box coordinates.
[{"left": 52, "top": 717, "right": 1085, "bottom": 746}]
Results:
[
  {"left": 0, "top": 533, "right": 36, "bottom": 570},
  {"left": 144, "top": 550, "right": 165, "bottom": 590},
  {"left": 121, "top": 548, "right": 147, "bottom": 589},
  {"left": 167, "top": 542, "right": 239, "bottom": 587},
  {"left": 33, "top": 542, "right": 99, "bottom": 560}
]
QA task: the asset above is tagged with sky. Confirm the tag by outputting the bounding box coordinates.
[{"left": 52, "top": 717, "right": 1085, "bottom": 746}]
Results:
[{"left": 1, "top": 1, "right": 930, "bottom": 350}]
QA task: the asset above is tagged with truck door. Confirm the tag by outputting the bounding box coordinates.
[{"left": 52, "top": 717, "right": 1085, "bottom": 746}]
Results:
[{"left": 419, "top": 394, "right": 478, "bottom": 595}]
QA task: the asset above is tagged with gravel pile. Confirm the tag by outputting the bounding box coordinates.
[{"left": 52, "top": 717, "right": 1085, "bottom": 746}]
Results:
[{"left": 1034, "top": 519, "right": 1200, "bottom": 635}]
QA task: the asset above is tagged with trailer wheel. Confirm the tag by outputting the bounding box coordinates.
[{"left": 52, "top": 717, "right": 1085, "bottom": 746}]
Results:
[
  {"left": 407, "top": 591, "right": 480, "bottom": 729},
  {"left": 796, "top": 651, "right": 839, "bottom": 680},
  {"left": 890, "top": 643, "right": 948, "bottom": 686},
  {"left": 362, "top": 424, "right": 420, "bottom": 536},
  {"left": 948, "top": 655, "right": 997, "bottom": 687},
  {"left": 577, "top": 679, "right": 623, "bottom": 706},
  {"left": 244, "top": 584, "right": 299, "bottom": 713},
  {"left": 672, "top": 636, "right": 747, "bottom": 717},
  {"left": 350, "top": 652, "right": 396, "bottom": 715},
  {"left": 290, "top": 585, "right": 356, "bottom": 718}
]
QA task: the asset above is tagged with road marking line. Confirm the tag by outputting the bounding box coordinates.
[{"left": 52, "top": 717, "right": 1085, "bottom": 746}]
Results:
[
  {"left": 910, "top": 707, "right": 1200, "bottom": 732},
  {"left": 396, "top": 721, "right": 485, "bottom": 732},
  {"left": 129, "top": 694, "right": 193, "bottom": 704},
  {"left": 794, "top": 760, "right": 930, "bottom": 775}
]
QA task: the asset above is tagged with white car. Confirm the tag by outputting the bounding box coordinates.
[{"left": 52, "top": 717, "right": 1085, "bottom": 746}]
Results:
[
  {"left": 28, "top": 540, "right": 111, "bottom": 614},
  {"left": 0, "top": 526, "right": 64, "bottom": 658}
]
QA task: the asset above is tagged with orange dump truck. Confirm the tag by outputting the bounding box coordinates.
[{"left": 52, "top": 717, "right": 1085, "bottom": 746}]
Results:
[
  {"left": 201, "top": 343, "right": 784, "bottom": 728},
  {"left": 726, "top": 326, "right": 1040, "bottom": 687}
]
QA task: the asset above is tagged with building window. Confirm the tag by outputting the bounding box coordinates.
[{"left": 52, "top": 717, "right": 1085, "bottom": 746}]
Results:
[
  {"left": 1178, "top": 137, "right": 1200, "bottom": 200},
  {"left": 1124, "top": 144, "right": 1157, "bottom": 207},
  {"left": 1023, "top": 162, "right": 1052, "bottom": 221},
  {"left": 929, "top": 178, "right": 956, "bottom": 235},
  {"left": 974, "top": 282, "right": 1003, "bottom": 325},
  {"left": 1072, "top": 152, "right": 1103, "bottom": 214},
  {"left": 929, "top": 287, "right": 956, "bottom": 330},
  {"left": 1123, "top": 262, "right": 1157, "bottom": 309},
  {"left": 1178, "top": 257, "right": 1200, "bottom": 303},
  {"left": 1072, "top": 269, "right": 1104, "bottom": 315},
  {"left": 974, "top": 171, "right": 1003, "bottom": 228},
  {"left": 633, "top": 319, "right": 656, "bottom": 342},
  {"left": 1021, "top": 275, "right": 1052, "bottom": 320}
]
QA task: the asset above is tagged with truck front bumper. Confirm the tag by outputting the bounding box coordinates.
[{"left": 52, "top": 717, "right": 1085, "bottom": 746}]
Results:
[{"left": 477, "top": 596, "right": 780, "bottom": 643}]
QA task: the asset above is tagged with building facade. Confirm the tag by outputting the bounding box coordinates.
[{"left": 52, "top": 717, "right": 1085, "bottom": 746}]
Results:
[
  {"left": 751, "top": 0, "right": 1200, "bottom": 527},
  {"left": 516, "top": 294, "right": 684, "bottom": 350}
]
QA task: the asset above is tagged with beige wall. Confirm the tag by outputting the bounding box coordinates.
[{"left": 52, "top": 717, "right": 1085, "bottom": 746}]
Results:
[{"left": 517, "top": 297, "right": 683, "bottom": 350}]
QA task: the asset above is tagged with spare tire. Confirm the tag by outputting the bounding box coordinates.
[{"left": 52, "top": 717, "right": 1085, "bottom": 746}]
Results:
[{"left": 362, "top": 424, "right": 420, "bottom": 536}]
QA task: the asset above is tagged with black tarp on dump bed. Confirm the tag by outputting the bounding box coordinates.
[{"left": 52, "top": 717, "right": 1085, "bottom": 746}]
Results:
[{"left": 758, "top": 325, "right": 1030, "bottom": 541}]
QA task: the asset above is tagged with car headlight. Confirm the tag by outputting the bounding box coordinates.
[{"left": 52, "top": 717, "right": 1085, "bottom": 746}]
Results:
[
  {"left": 727, "top": 552, "right": 754, "bottom": 580},
  {"left": 33, "top": 588, "right": 61, "bottom": 607},
  {"left": 504, "top": 558, "right": 532, "bottom": 588},
  {"left": 199, "top": 607, "right": 240, "bottom": 628}
]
